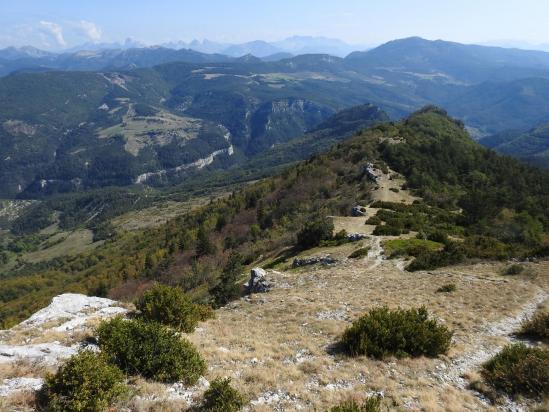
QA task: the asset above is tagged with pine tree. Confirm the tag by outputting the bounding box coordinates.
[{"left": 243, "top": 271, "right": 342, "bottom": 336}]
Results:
[{"left": 210, "top": 253, "right": 243, "bottom": 308}]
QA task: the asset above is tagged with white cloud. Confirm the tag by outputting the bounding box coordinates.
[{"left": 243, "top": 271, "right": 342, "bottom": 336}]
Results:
[
  {"left": 78, "top": 20, "right": 102, "bottom": 42},
  {"left": 40, "top": 21, "right": 66, "bottom": 46}
]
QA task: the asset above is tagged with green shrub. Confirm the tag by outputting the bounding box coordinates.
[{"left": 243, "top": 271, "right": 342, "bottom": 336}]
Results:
[
  {"left": 321, "top": 230, "right": 350, "bottom": 247},
  {"left": 97, "top": 317, "right": 206, "bottom": 383},
  {"left": 518, "top": 311, "right": 549, "bottom": 341},
  {"left": 372, "top": 224, "right": 403, "bottom": 236},
  {"left": 38, "top": 350, "right": 126, "bottom": 412},
  {"left": 341, "top": 307, "right": 452, "bottom": 359},
  {"left": 436, "top": 283, "right": 456, "bottom": 293},
  {"left": 200, "top": 378, "right": 246, "bottom": 412},
  {"left": 348, "top": 247, "right": 371, "bottom": 259},
  {"left": 296, "top": 218, "right": 334, "bottom": 250},
  {"left": 481, "top": 344, "right": 549, "bottom": 398},
  {"left": 327, "top": 397, "right": 381, "bottom": 412},
  {"left": 136, "top": 283, "right": 212, "bottom": 332},
  {"left": 406, "top": 241, "right": 466, "bottom": 271},
  {"left": 463, "top": 235, "right": 510, "bottom": 260},
  {"left": 365, "top": 216, "right": 382, "bottom": 225},
  {"left": 417, "top": 229, "right": 448, "bottom": 244},
  {"left": 503, "top": 264, "right": 525, "bottom": 276}
]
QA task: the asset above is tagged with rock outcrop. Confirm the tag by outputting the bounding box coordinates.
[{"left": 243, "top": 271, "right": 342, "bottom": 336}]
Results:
[
  {"left": 363, "top": 163, "right": 381, "bottom": 182},
  {"left": 346, "top": 233, "right": 369, "bottom": 242},
  {"left": 245, "top": 268, "right": 273, "bottom": 294},
  {"left": 292, "top": 255, "right": 338, "bottom": 268},
  {"left": 351, "top": 206, "right": 367, "bottom": 216}
]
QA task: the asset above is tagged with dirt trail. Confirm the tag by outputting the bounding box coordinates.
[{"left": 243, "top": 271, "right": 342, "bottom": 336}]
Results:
[
  {"left": 367, "top": 237, "right": 384, "bottom": 269},
  {"left": 371, "top": 169, "right": 419, "bottom": 204},
  {"left": 435, "top": 290, "right": 548, "bottom": 410}
]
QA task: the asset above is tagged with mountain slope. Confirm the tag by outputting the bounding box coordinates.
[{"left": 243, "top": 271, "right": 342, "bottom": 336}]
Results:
[
  {"left": 1, "top": 106, "right": 547, "bottom": 327},
  {"left": 480, "top": 123, "right": 549, "bottom": 168},
  {"left": 442, "top": 77, "right": 549, "bottom": 133},
  {"left": 345, "top": 37, "right": 549, "bottom": 83},
  {"left": 5, "top": 38, "right": 549, "bottom": 196},
  {"left": 0, "top": 57, "right": 410, "bottom": 197}
]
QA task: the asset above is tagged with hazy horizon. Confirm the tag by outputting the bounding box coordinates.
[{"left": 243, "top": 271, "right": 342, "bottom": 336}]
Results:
[{"left": 2, "top": 0, "right": 549, "bottom": 52}]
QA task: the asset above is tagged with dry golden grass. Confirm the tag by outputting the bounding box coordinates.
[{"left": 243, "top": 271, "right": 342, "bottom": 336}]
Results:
[
  {"left": 0, "top": 390, "right": 36, "bottom": 412},
  {"left": 0, "top": 359, "right": 52, "bottom": 381},
  {"left": 186, "top": 253, "right": 548, "bottom": 411},
  {"left": 111, "top": 193, "right": 231, "bottom": 232}
]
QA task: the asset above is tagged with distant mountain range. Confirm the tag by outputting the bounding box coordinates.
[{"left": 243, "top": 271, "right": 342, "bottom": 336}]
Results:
[
  {"left": 0, "top": 36, "right": 369, "bottom": 72},
  {"left": 2, "top": 36, "right": 549, "bottom": 197}
]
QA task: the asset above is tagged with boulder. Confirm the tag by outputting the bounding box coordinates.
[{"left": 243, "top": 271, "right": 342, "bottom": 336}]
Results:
[
  {"left": 346, "top": 233, "right": 369, "bottom": 242},
  {"left": 364, "top": 163, "right": 380, "bottom": 182},
  {"left": 351, "top": 206, "right": 367, "bottom": 217},
  {"left": 292, "top": 255, "right": 338, "bottom": 268},
  {"left": 245, "top": 268, "right": 273, "bottom": 294}
]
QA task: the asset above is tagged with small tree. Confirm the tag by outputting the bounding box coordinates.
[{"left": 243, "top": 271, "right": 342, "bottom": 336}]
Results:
[
  {"left": 210, "top": 253, "right": 243, "bottom": 308},
  {"left": 296, "top": 217, "right": 334, "bottom": 250},
  {"left": 38, "top": 350, "right": 126, "bottom": 412},
  {"left": 196, "top": 225, "right": 216, "bottom": 256}
]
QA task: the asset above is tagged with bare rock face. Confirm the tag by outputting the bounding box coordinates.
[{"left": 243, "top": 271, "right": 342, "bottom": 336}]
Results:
[
  {"left": 245, "top": 268, "right": 273, "bottom": 294},
  {"left": 0, "top": 293, "right": 129, "bottom": 398},
  {"left": 292, "top": 255, "right": 338, "bottom": 268}
]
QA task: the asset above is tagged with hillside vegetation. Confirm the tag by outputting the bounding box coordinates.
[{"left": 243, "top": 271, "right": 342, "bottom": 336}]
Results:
[
  {"left": 1, "top": 107, "right": 548, "bottom": 327},
  {"left": 4, "top": 37, "right": 549, "bottom": 197},
  {"left": 480, "top": 122, "right": 549, "bottom": 168}
]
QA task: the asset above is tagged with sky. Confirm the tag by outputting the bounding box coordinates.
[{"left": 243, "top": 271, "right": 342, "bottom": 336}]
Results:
[{"left": 1, "top": 0, "right": 548, "bottom": 50}]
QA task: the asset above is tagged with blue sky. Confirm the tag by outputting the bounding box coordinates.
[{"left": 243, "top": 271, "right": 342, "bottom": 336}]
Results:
[{"left": 1, "top": 0, "right": 548, "bottom": 50}]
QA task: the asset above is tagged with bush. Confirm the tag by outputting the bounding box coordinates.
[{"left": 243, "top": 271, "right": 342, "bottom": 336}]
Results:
[
  {"left": 341, "top": 307, "right": 452, "bottom": 359},
  {"left": 200, "top": 378, "right": 246, "bottom": 412},
  {"left": 320, "top": 230, "right": 350, "bottom": 247},
  {"left": 372, "top": 225, "right": 402, "bottom": 236},
  {"left": 518, "top": 311, "right": 549, "bottom": 341},
  {"left": 503, "top": 264, "right": 525, "bottom": 276},
  {"left": 296, "top": 218, "right": 334, "bottom": 250},
  {"left": 481, "top": 344, "right": 549, "bottom": 398},
  {"left": 327, "top": 397, "right": 381, "bottom": 412},
  {"left": 96, "top": 317, "right": 206, "bottom": 383},
  {"left": 136, "top": 283, "right": 212, "bottom": 332},
  {"left": 365, "top": 216, "right": 381, "bottom": 225},
  {"left": 38, "top": 350, "right": 126, "bottom": 412},
  {"left": 406, "top": 241, "right": 466, "bottom": 271},
  {"left": 436, "top": 283, "right": 456, "bottom": 293},
  {"left": 423, "top": 229, "right": 448, "bottom": 244},
  {"left": 348, "top": 247, "right": 370, "bottom": 259}
]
